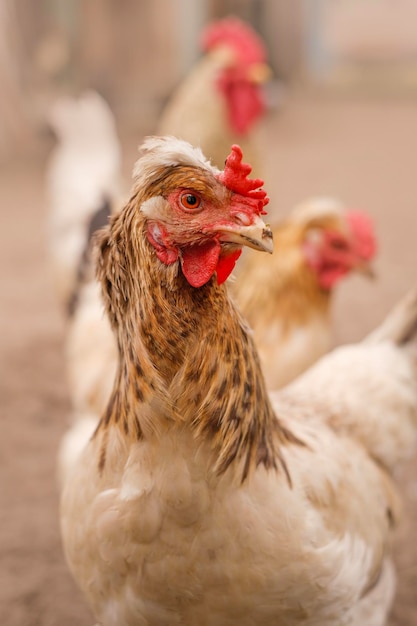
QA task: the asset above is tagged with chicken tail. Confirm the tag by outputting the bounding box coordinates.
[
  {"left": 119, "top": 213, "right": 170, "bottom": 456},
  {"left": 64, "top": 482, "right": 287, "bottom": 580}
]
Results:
[{"left": 364, "top": 287, "right": 417, "bottom": 348}]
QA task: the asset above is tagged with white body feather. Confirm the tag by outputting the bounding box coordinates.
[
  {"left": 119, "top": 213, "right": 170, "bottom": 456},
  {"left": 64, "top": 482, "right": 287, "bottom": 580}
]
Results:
[
  {"left": 256, "top": 315, "right": 332, "bottom": 390},
  {"left": 61, "top": 407, "right": 399, "bottom": 626}
]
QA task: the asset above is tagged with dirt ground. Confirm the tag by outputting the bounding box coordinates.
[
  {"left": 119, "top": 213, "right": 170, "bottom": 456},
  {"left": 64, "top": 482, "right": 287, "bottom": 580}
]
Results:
[{"left": 1, "top": 90, "right": 416, "bottom": 625}]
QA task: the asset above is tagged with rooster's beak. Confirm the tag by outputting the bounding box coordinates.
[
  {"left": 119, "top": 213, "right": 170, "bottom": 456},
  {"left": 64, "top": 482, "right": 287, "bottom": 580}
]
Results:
[
  {"left": 248, "top": 63, "right": 272, "bottom": 84},
  {"left": 217, "top": 216, "right": 274, "bottom": 254}
]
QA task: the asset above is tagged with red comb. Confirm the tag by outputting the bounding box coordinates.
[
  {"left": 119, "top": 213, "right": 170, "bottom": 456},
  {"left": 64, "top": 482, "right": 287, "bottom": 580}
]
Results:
[
  {"left": 217, "top": 145, "right": 269, "bottom": 215},
  {"left": 346, "top": 211, "right": 377, "bottom": 261},
  {"left": 201, "top": 17, "right": 267, "bottom": 65}
]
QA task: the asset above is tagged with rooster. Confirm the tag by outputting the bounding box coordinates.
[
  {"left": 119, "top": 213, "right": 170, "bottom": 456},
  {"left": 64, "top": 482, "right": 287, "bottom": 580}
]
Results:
[
  {"left": 157, "top": 16, "right": 270, "bottom": 171},
  {"left": 232, "top": 197, "right": 377, "bottom": 388},
  {"left": 61, "top": 137, "right": 417, "bottom": 626}
]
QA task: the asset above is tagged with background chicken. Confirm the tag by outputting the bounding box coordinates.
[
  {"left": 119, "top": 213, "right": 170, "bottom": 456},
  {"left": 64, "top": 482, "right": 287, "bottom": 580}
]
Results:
[
  {"left": 46, "top": 89, "right": 123, "bottom": 311},
  {"left": 232, "top": 197, "right": 377, "bottom": 388},
  {"left": 61, "top": 137, "right": 417, "bottom": 626},
  {"left": 45, "top": 90, "right": 124, "bottom": 481},
  {"left": 157, "top": 16, "right": 271, "bottom": 171}
]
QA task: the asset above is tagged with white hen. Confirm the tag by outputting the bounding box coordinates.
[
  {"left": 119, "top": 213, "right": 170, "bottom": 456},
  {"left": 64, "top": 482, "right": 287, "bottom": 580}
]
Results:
[
  {"left": 46, "top": 89, "right": 122, "bottom": 309},
  {"left": 45, "top": 90, "right": 123, "bottom": 483}
]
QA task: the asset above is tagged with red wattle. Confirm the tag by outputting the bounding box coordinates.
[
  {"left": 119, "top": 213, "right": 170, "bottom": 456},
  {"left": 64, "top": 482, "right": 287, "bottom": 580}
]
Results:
[
  {"left": 317, "top": 265, "right": 349, "bottom": 290},
  {"left": 181, "top": 240, "right": 221, "bottom": 288},
  {"left": 216, "top": 249, "right": 242, "bottom": 284},
  {"left": 219, "top": 77, "right": 264, "bottom": 134}
]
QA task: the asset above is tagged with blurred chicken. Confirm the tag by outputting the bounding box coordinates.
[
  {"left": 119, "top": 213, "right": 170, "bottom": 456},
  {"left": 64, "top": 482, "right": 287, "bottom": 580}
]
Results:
[
  {"left": 232, "top": 197, "right": 377, "bottom": 388},
  {"left": 45, "top": 90, "right": 124, "bottom": 481},
  {"left": 46, "top": 89, "right": 122, "bottom": 310},
  {"left": 157, "top": 16, "right": 270, "bottom": 171},
  {"left": 61, "top": 137, "right": 417, "bottom": 626}
]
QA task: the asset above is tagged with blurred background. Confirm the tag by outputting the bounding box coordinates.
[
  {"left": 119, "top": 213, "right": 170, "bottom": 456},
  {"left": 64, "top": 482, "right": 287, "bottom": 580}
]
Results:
[
  {"left": 1, "top": 1, "right": 417, "bottom": 624},
  {"left": 5, "top": 0, "right": 417, "bottom": 161}
]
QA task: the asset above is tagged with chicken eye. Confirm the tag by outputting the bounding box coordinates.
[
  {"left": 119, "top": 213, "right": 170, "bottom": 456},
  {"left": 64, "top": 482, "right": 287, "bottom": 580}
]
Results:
[
  {"left": 331, "top": 238, "right": 348, "bottom": 250},
  {"left": 180, "top": 192, "right": 202, "bottom": 211}
]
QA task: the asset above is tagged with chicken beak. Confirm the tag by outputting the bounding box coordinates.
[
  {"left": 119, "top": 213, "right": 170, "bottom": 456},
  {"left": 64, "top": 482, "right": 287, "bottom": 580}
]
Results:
[
  {"left": 356, "top": 260, "right": 376, "bottom": 279},
  {"left": 217, "top": 216, "right": 274, "bottom": 254},
  {"left": 248, "top": 63, "right": 272, "bottom": 84}
]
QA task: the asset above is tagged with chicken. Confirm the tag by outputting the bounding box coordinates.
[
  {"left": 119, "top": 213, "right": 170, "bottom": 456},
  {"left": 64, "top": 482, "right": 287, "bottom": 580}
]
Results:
[
  {"left": 157, "top": 16, "right": 270, "bottom": 171},
  {"left": 232, "top": 197, "right": 377, "bottom": 388},
  {"left": 58, "top": 195, "right": 377, "bottom": 486},
  {"left": 61, "top": 136, "right": 417, "bottom": 626},
  {"left": 46, "top": 89, "right": 122, "bottom": 310},
  {"left": 45, "top": 90, "right": 124, "bottom": 482}
]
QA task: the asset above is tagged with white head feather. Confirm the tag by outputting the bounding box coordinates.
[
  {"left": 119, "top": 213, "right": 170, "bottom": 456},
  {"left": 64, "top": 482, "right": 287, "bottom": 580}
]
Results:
[{"left": 133, "top": 136, "right": 219, "bottom": 192}]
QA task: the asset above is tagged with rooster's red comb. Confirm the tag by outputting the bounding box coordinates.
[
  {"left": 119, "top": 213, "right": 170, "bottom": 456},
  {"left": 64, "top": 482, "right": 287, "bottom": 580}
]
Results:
[
  {"left": 201, "top": 17, "right": 267, "bottom": 65},
  {"left": 217, "top": 145, "right": 269, "bottom": 215}
]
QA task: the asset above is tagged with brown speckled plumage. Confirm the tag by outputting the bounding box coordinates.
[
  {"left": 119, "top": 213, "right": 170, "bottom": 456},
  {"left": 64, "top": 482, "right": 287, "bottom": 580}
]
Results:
[{"left": 94, "top": 178, "right": 298, "bottom": 481}]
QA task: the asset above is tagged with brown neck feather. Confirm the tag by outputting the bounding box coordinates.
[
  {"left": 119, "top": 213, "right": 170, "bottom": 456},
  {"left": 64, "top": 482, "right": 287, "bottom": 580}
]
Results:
[{"left": 94, "top": 193, "right": 298, "bottom": 481}]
